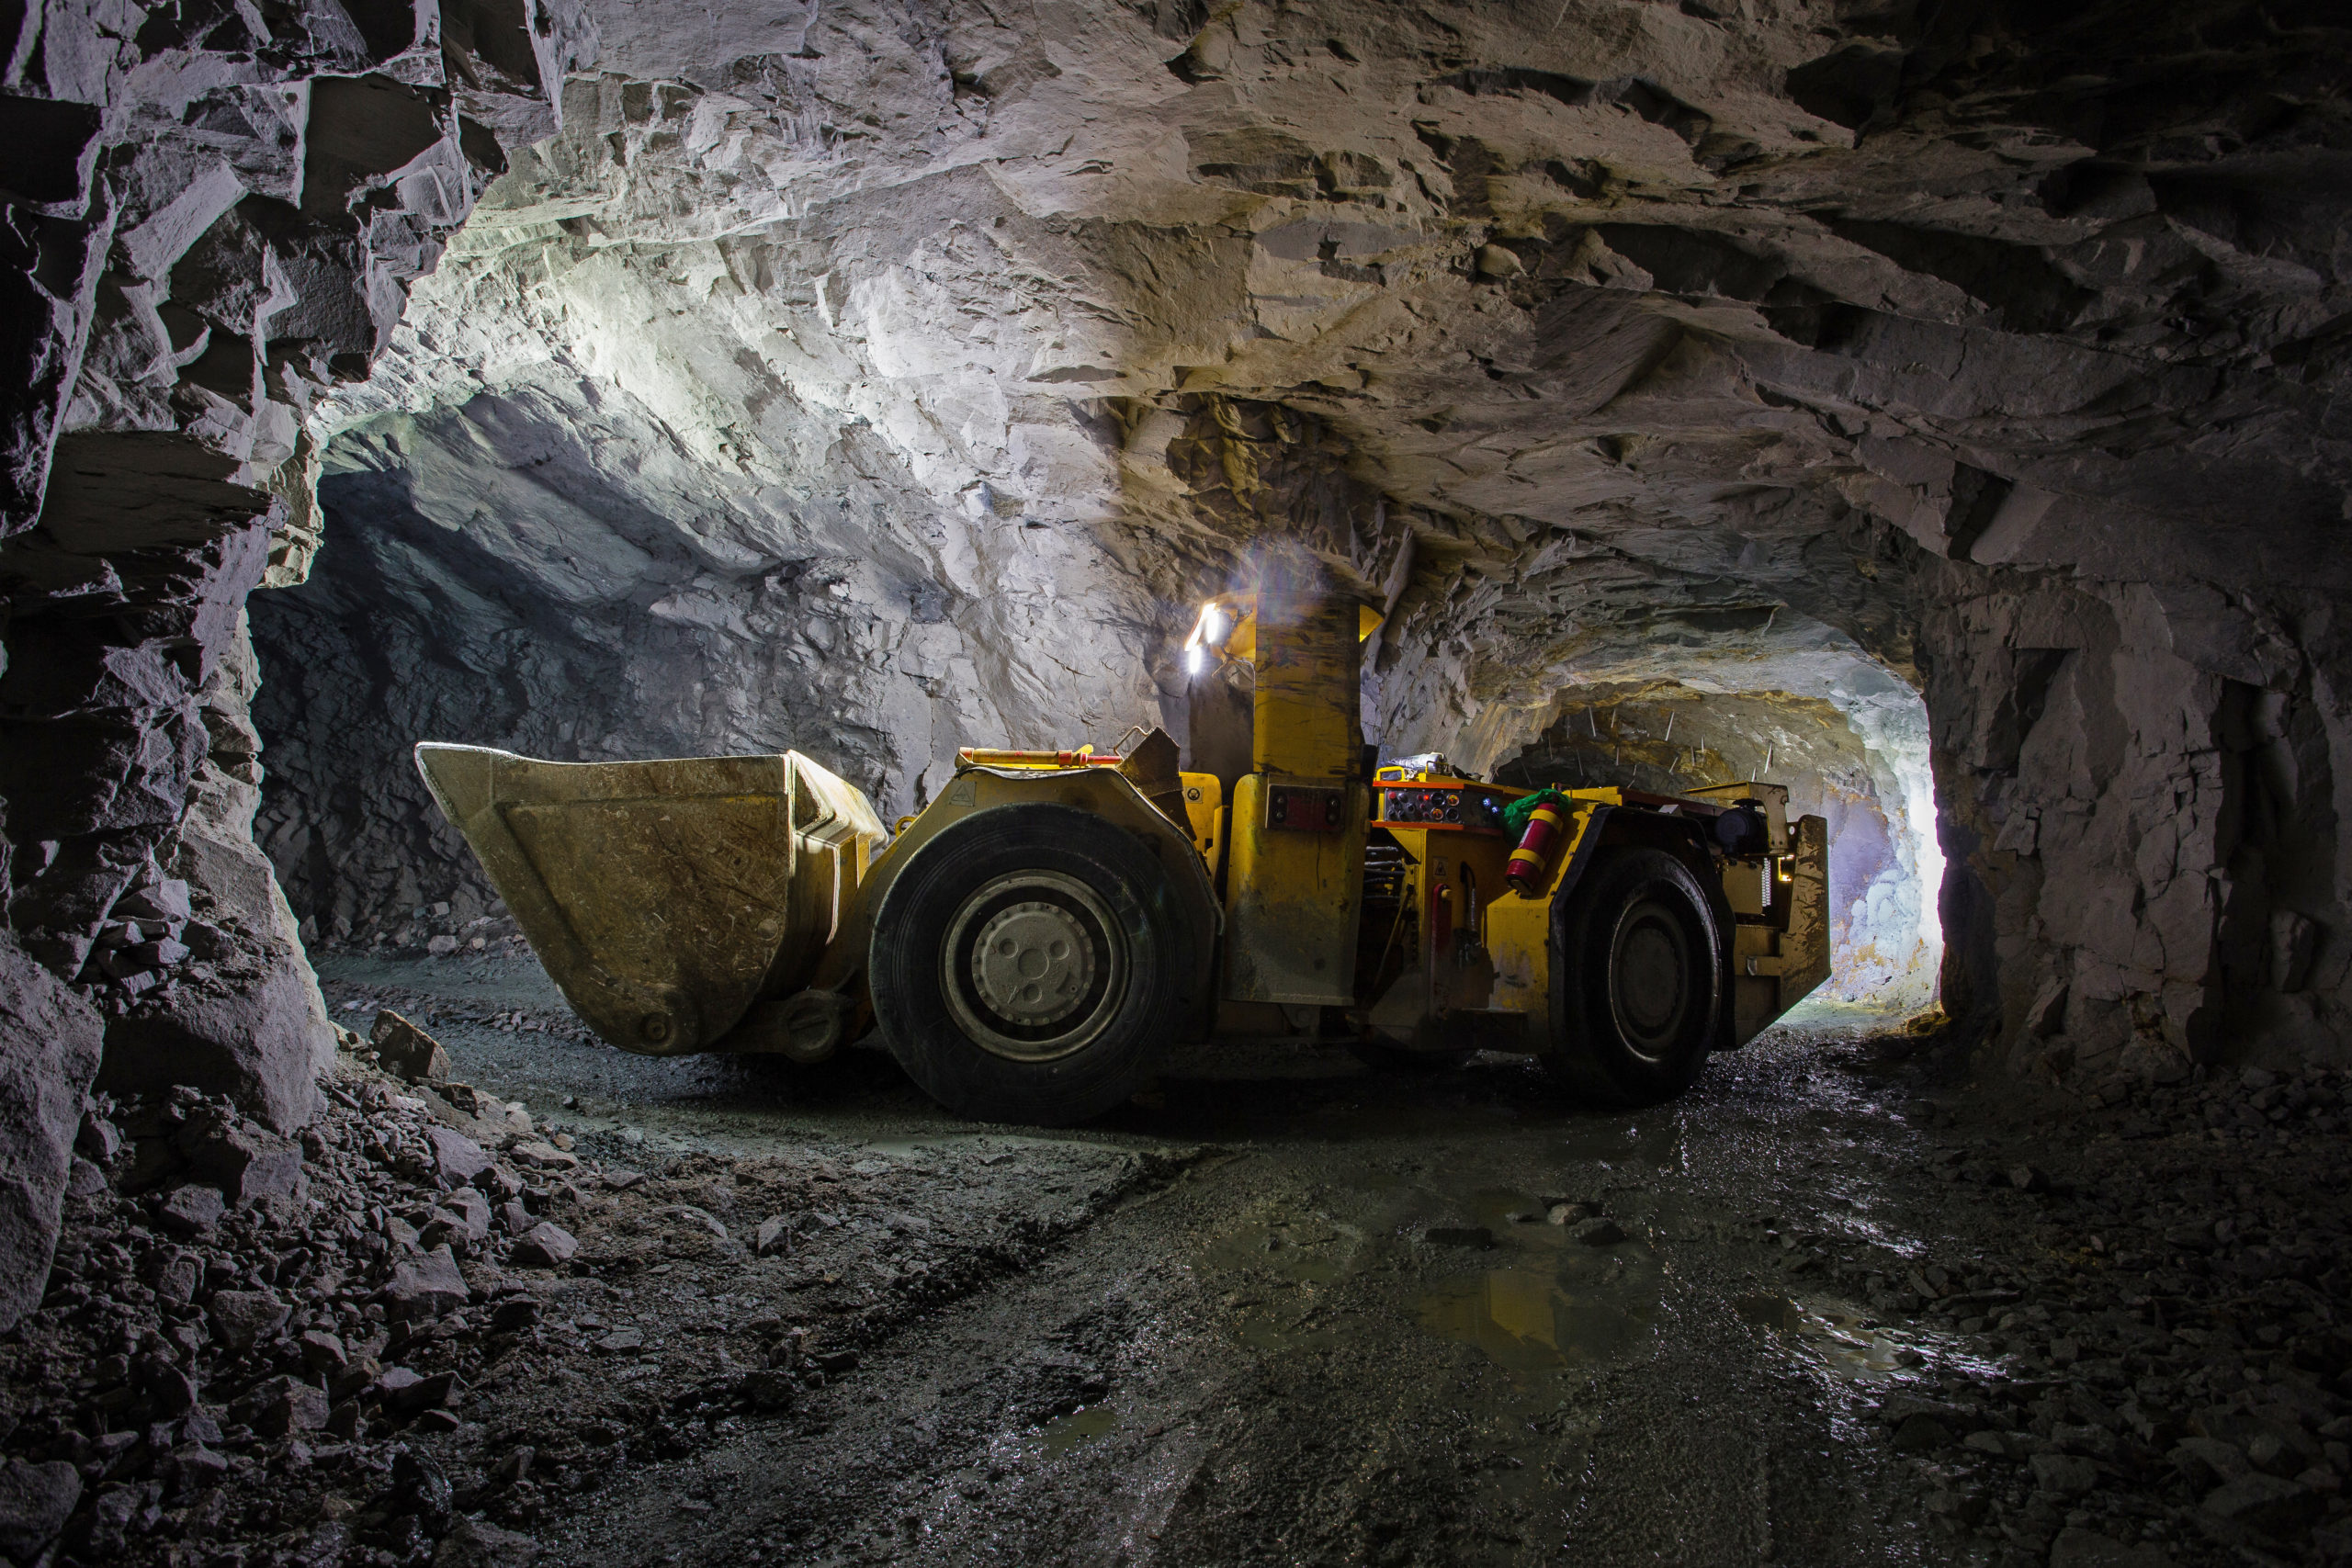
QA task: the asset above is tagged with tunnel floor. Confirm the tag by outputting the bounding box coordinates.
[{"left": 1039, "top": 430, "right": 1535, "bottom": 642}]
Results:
[{"left": 87, "top": 952, "right": 2296, "bottom": 1568}]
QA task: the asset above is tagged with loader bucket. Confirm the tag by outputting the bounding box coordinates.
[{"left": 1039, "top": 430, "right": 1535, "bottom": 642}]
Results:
[{"left": 413, "top": 744, "right": 885, "bottom": 1056}]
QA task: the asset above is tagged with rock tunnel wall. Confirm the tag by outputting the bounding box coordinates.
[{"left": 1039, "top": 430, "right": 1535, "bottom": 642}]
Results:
[
  {"left": 3, "top": 0, "right": 2351, "bottom": 1319},
  {"left": 1923, "top": 569, "right": 2352, "bottom": 1087},
  {"left": 0, "top": 0, "right": 596, "bottom": 1319}
]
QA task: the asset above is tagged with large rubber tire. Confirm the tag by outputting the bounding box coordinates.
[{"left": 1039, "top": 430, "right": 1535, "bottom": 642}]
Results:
[
  {"left": 870, "top": 804, "right": 1192, "bottom": 1125},
  {"left": 1543, "top": 846, "right": 1724, "bottom": 1106}
]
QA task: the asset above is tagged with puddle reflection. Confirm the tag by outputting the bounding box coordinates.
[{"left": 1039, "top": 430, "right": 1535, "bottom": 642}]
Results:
[
  {"left": 1416, "top": 1269, "right": 1651, "bottom": 1372},
  {"left": 1737, "top": 1292, "right": 2009, "bottom": 1383},
  {"left": 1035, "top": 1404, "right": 1118, "bottom": 1457}
]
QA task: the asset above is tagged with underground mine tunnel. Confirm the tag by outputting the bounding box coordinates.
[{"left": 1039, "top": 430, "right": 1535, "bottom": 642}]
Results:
[{"left": 3, "top": 1, "right": 2350, "bottom": 1563}]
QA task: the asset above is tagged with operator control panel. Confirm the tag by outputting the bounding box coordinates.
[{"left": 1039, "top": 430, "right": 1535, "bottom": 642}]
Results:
[{"left": 1374, "top": 782, "right": 1511, "bottom": 833}]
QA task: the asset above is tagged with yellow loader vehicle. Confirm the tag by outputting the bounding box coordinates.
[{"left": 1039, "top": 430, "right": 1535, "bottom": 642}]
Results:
[{"left": 414, "top": 561, "right": 1829, "bottom": 1126}]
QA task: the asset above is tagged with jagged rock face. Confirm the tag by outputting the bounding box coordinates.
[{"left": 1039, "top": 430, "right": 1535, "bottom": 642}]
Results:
[
  {"left": 252, "top": 0, "right": 2352, "bottom": 1083},
  {"left": 0, "top": 0, "right": 594, "bottom": 1311},
  {"left": 2, "top": 0, "right": 591, "bottom": 998},
  {"left": 0, "top": 932, "right": 102, "bottom": 1332}
]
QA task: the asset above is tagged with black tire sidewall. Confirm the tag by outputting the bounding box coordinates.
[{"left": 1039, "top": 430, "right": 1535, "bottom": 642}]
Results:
[
  {"left": 1546, "top": 845, "right": 1723, "bottom": 1105},
  {"left": 871, "top": 804, "right": 1190, "bottom": 1123}
]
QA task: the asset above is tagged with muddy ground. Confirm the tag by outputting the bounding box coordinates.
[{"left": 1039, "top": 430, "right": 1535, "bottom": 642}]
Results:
[{"left": 18, "top": 947, "right": 2352, "bottom": 1567}]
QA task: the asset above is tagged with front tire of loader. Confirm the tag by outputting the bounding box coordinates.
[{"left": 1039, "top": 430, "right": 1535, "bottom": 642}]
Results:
[
  {"left": 1542, "top": 846, "right": 1723, "bottom": 1107},
  {"left": 870, "top": 804, "right": 1191, "bottom": 1125}
]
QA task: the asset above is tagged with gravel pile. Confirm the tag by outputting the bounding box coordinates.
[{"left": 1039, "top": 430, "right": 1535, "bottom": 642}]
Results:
[
  {"left": 3, "top": 1017, "right": 1165, "bottom": 1566},
  {"left": 1787, "top": 1049, "right": 2352, "bottom": 1567}
]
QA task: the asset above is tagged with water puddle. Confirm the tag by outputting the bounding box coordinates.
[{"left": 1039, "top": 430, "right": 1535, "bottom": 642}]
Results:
[
  {"left": 1552, "top": 1114, "right": 1687, "bottom": 1171},
  {"left": 1193, "top": 1164, "right": 1676, "bottom": 1374},
  {"left": 1035, "top": 1404, "right": 1118, "bottom": 1457},
  {"left": 1736, "top": 1292, "right": 2007, "bottom": 1383},
  {"left": 1416, "top": 1269, "right": 1650, "bottom": 1372}
]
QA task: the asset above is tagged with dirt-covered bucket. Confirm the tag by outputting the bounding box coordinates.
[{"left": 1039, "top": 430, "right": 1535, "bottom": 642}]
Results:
[{"left": 413, "top": 744, "right": 883, "bottom": 1056}]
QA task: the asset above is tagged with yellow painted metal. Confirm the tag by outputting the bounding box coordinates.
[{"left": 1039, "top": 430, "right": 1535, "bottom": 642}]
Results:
[
  {"left": 1250, "top": 570, "right": 1363, "bottom": 780},
  {"left": 417, "top": 569, "right": 1835, "bottom": 1083},
  {"left": 1371, "top": 782, "right": 1831, "bottom": 1053},
  {"left": 1223, "top": 773, "right": 1368, "bottom": 1004},
  {"left": 1722, "top": 859, "right": 1770, "bottom": 916},
  {"left": 1185, "top": 592, "right": 1383, "bottom": 668},
  {"left": 413, "top": 744, "right": 884, "bottom": 1056},
  {"left": 1726, "top": 811, "right": 1830, "bottom": 1044},
  {"left": 1364, "top": 816, "right": 1525, "bottom": 1043},
  {"left": 1179, "top": 772, "right": 1225, "bottom": 881},
  {"left": 1477, "top": 797, "right": 1606, "bottom": 1041},
  {"left": 1781, "top": 813, "right": 1832, "bottom": 995},
  {"left": 1220, "top": 554, "right": 1371, "bottom": 1005},
  {"left": 955, "top": 747, "right": 1116, "bottom": 769}
]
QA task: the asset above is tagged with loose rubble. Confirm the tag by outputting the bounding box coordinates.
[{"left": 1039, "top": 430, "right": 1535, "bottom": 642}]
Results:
[
  {"left": 1782, "top": 1043, "right": 2352, "bottom": 1568},
  {"left": 4, "top": 1012, "right": 1176, "bottom": 1565}
]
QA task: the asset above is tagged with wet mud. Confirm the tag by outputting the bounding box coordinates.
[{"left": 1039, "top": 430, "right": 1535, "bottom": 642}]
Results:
[{"left": 277, "top": 955, "right": 2346, "bottom": 1568}]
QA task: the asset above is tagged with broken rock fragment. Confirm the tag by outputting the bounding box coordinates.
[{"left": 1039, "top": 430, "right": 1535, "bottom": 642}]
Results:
[
  {"left": 2203, "top": 1473, "right": 2324, "bottom": 1535},
  {"left": 158, "top": 1182, "right": 226, "bottom": 1235},
  {"left": 2046, "top": 1528, "right": 2165, "bottom": 1567},
  {"left": 300, "top": 1329, "right": 350, "bottom": 1375},
  {"left": 380, "top": 1366, "right": 460, "bottom": 1414},
  {"left": 237, "top": 1374, "right": 329, "bottom": 1436},
  {"left": 0, "top": 932, "right": 105, "bottom": 1331},
  {"left": 741, "top": 1370, "right": 796, "bottom": 1411},
  {"left": 512, "top": 1221, "right": 578, "bottom": 1268},
  {"left": 0, "top": 1459, "right": 84, "bottom": 1558},
  {"left": 99, "top": 945, "right": 329, "bottom": 1132},
  {"left": 141, "top": 1358, "right": 198, "bottom": 1414},
  {"left": 428, "top": 1186, "right": 493, "bottom": 1247},
  {"left": 207, "top": 1288, "right": 289, "bottom": 1350},
  {"left": 167, "top": 1444, "right": 230, "bottom": 1490},
  {"left": 2031, "top": 1451, "right": 2099, "bottom": 1498},
  {"left": 433, "top": 1515, "right": 543, "bottom": 1567},
  {"left": 175, "top": 1108, "right": 305, "bottom": 1204},
  {"left": 374, "top": 1010, "right": 451, "bottom": 1083},
  {"left": 115, "top": 880, "right": 191, "bottom": 923},
  {"left": 424, "top": 1124, "right": 493, "bottom": 1187},
  {"left": 385, "top": 1244, "right": 472, "bottom": 1321},
  {"left": 490, "top": 1296, "right": 541, "bottom": 1331},
  {"left": 1571, "top": 1217, "right": 1628, "bottom": 1247}
]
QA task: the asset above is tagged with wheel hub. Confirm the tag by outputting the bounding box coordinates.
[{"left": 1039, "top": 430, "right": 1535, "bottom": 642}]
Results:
[
  {"left": 969, "top": 901, "right": 1096, "bottom": 1026},
  {"left": 940, "top": 870, "right": 1129, "bottom": 1063},
  {"left": 1610, "top": 899, "right": 1692, "bottom": 1061}
]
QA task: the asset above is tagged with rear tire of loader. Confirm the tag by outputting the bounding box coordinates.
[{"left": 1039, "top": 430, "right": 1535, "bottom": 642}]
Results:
[
  {"left": 1541, "top": 846, "right": 1723, "bottom": 1107},
  {"left": 871, "top": 804, "right": 1191, "bottom": 1125}
]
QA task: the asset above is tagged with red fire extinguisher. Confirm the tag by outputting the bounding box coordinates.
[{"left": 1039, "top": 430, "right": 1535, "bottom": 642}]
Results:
[{"left": 1506, "top": 795, "right": 1569, "bottom": 896}]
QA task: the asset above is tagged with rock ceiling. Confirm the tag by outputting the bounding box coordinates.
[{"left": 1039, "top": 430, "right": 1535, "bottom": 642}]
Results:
[{"left": 311, "top": 0, "right": 2352, "bottom": 716}]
